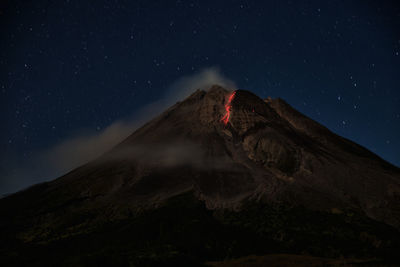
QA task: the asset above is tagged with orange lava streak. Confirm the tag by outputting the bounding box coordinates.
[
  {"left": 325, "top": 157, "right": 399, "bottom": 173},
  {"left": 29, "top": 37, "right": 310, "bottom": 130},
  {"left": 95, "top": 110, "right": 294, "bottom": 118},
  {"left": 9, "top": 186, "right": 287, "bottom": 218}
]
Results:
[{"left": 221, "top": 91, "right": 236, "bottom": 125}]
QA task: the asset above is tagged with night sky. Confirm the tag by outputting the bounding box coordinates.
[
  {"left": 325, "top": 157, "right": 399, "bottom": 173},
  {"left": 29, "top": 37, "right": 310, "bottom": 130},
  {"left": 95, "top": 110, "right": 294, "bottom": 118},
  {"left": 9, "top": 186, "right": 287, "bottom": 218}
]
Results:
[{"left": 1, "top": 0, "right": 399, "bottom": 195}]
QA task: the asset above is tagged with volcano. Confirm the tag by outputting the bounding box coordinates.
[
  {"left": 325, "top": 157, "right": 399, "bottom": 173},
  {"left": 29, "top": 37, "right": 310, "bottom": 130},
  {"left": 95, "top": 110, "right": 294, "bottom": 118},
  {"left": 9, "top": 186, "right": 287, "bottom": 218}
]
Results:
[{"left": 1, "top": 86, "right": 400, "bottom": 266}]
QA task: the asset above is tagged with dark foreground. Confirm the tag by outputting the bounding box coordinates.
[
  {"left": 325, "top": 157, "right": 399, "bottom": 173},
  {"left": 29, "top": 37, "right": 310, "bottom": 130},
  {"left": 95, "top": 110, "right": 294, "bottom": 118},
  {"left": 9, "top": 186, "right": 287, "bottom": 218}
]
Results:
[{"left": 1, "top": 193, "right": 399, "bottom": 266}]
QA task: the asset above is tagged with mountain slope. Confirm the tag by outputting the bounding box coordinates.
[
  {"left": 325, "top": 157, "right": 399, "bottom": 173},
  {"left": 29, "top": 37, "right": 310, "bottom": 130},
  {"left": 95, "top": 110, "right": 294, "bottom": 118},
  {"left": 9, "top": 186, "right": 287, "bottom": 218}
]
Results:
[{"left": 1, "top": 85, "right": 399, "bottom": 266}]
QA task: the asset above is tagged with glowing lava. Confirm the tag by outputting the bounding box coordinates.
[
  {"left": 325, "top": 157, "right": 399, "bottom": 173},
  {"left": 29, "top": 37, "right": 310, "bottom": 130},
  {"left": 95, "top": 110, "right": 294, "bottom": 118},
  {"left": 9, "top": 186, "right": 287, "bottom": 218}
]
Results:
[{"left": 221, "top": 91, "right": 236, "bottom": 125}]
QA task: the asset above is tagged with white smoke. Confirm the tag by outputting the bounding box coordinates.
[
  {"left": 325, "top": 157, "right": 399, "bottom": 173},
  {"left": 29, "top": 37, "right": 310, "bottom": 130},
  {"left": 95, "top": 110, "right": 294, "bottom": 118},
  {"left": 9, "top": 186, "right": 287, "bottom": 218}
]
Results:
[
  {"left": 167, "top": 67, "right": 236, "bottom": 102},
  {"left": 1, "top": 67, "right": 236, "bottom": 195}
]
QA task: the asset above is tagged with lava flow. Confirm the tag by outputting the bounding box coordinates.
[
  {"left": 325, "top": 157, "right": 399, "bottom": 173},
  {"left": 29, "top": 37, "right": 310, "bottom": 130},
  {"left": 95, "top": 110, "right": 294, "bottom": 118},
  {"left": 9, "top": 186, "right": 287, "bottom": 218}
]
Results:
[{"left": 221, "top": 91, "right": 236, "bottom": 125}]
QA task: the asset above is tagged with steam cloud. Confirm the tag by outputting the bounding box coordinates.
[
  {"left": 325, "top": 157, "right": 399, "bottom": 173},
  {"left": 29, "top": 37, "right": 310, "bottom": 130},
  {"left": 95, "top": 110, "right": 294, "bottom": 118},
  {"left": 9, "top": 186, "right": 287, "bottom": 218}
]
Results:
[
  {"left": 167, "top": 67, "right": 236, "bottom": 102},
  {"left": 102, "top": 141, "right": 234, "bottom": 171},
  {"left": 1, "top": 67, "right": 236, "bottom": 195}
]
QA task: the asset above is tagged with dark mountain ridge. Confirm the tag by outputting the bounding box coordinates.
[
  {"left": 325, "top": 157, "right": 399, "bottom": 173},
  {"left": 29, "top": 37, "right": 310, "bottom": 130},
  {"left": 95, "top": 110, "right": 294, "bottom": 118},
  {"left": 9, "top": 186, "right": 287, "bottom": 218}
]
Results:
[{"left": 1, "top": 85, "right": 399, "bottom": 266}]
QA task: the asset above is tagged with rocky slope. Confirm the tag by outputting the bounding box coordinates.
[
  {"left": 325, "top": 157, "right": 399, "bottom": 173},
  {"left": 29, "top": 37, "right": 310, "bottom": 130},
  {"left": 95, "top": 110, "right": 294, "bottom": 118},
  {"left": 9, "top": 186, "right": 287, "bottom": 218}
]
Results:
[{"left": 1, "top": 85, "right": 399, "bottom": 266}]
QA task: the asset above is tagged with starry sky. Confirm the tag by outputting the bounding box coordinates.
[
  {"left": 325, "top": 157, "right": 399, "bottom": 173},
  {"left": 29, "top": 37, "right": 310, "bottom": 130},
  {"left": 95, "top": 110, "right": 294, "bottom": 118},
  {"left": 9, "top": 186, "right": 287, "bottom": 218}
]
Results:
[{"left": 1, "top": 0, "right": 399, "bottom": 194}]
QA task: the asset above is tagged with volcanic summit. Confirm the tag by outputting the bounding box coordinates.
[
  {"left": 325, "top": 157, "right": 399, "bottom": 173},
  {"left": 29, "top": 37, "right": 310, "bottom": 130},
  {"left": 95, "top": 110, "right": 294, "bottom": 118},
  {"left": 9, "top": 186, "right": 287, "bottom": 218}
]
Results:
[{"left": 1, "top": 85, "right": 400, "bottom": 266}]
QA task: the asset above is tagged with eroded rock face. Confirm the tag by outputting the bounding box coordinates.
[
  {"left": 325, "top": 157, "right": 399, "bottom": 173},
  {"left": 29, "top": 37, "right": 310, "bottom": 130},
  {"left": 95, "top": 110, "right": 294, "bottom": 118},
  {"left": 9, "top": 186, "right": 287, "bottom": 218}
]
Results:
[
  {"left": 1, "top": 85, "right": 400, "bottom": 247},
  {"left": 243, "top": 133, "right": 299, "bottom": 175}
]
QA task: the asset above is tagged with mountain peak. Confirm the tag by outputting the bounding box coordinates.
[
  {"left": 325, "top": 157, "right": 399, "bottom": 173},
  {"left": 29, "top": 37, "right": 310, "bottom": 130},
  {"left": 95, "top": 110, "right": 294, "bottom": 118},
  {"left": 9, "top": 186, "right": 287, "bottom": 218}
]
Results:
[{"left": 44, "top": 86, "right": 399, "bottom": 226}]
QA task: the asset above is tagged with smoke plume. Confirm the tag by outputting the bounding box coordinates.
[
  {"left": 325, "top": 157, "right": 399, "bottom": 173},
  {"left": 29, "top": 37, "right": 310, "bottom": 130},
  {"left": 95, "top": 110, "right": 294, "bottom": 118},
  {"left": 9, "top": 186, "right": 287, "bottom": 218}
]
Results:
[{"left": 1, "top": 67, "right": 236, "bottom": 195}]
